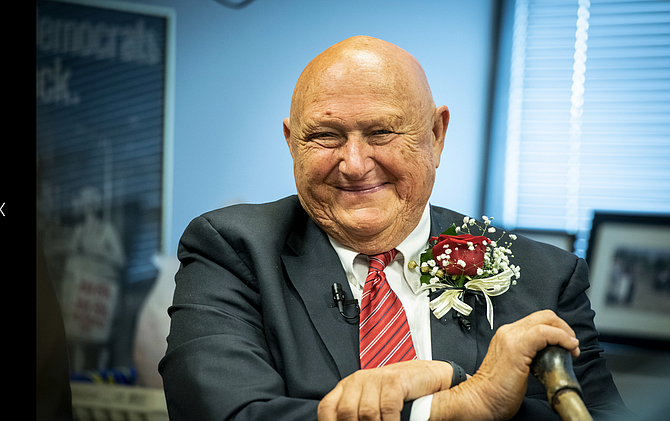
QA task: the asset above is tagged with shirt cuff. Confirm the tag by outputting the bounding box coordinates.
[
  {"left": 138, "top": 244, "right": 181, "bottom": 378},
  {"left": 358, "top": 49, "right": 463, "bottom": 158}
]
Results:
[{"left": 409, "top": 394, "right": 433, "bottom": 421}]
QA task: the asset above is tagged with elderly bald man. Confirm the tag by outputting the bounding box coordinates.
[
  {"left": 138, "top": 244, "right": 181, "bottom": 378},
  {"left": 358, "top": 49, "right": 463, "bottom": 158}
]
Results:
[{"left": 160, "top": 36, "right": 629, "bottom": 421}]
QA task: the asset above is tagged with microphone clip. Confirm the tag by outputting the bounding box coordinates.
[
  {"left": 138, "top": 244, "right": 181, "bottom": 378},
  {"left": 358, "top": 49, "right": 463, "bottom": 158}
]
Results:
[{"left": 330, "top": 283, "right": 360, "bottom": 320}]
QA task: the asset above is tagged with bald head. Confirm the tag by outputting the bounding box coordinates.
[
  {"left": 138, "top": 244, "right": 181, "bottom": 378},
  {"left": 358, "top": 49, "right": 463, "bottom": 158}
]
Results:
[
  {"left": 289, "top": 36, "right": 435, "bottom": 127},
  {"left": 283, "top": 36, "right": 449, "bottom": 254}
]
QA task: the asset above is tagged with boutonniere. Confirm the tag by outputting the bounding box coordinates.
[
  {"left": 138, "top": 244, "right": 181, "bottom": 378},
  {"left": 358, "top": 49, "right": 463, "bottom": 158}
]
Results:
[{"left": 408, "top": 216, "right": 520, "bottom": 329}]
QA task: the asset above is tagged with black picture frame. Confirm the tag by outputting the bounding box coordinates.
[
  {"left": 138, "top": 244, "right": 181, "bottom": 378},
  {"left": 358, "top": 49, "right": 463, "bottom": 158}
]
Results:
[
  {"left": 586, "top": 212, "right": 670, "bottom": 349},
  {"left": 513, "top": 228, "right": 576, "bottom": 253}
]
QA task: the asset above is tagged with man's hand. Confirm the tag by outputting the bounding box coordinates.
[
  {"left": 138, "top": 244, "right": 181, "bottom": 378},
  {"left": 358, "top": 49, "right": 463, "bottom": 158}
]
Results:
[
  {"left": 430, "top": 309, "right": 581, "bottom": 421},
  {"left": 317, "top": 360, "right": 453, "bottom": 421},
  {"left": 318, "top": 310, "right": 579, "bottom": 421}
]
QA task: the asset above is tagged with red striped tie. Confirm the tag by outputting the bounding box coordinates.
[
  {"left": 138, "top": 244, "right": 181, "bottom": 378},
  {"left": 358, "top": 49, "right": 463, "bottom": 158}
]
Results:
[{"left": 359, "top": 249, "right": 417, "bottom": 369}]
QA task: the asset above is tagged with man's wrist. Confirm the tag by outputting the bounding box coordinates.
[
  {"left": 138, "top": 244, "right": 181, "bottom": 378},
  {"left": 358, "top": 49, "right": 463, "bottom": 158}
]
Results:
[{"left": 446, "top": 361, "right": 466, "bottom": 388}]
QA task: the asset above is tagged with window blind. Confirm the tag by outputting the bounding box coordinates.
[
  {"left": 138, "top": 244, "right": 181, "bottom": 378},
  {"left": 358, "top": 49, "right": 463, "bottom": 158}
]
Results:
[{"left": 492, "top": 0, "right": 670, "bottom": 255}]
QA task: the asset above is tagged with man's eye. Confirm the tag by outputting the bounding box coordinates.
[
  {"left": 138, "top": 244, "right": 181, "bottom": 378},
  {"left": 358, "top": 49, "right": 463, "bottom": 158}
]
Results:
[
  {"left": 368, "top": 130, "right": 397, "bottom": 145},
  {"left": 308, "top": 132, "right": 338, "bottom": 142},
  {"left": 308, "top": 132, "right": 341, "bottom": 147},
  {"left": 311, "top": 132, "right": 335, "bottom": 139}
]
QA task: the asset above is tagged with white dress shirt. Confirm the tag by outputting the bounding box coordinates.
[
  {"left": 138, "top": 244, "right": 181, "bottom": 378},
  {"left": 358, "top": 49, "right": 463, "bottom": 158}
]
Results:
[{"left": 328, "top": 203, "right": 434, "bottom": 420}]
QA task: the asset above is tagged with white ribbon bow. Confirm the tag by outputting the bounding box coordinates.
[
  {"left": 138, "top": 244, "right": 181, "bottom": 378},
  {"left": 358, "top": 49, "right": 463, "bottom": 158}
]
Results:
[{"left": 418, "top": 268, "right": 513, "bottom": 329}]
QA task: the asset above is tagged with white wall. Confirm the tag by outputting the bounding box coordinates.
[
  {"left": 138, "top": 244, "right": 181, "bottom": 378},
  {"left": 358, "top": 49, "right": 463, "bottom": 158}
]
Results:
[{"left": 120, "top": 0, "right": 497, "bottom": 253}]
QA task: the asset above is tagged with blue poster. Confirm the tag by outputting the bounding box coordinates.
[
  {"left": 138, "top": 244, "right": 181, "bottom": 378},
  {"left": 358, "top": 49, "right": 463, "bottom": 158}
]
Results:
[{"left": 37, "top": 0, "right": 172, "bottom": 378}]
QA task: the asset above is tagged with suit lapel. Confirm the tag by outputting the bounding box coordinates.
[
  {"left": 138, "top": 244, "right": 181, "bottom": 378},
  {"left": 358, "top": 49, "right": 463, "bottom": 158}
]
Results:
[
  {"left": 428, "top": 206, "right": 480, "bottom": 374},
  {"left": 281, "top": 216, "right": 360, "bottom": 379}
]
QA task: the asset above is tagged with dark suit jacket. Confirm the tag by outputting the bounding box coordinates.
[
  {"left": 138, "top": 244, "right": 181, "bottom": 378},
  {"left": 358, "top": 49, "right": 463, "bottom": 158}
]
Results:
[{"left": 159, "top": 195, "right": 629, "bottom": 421}]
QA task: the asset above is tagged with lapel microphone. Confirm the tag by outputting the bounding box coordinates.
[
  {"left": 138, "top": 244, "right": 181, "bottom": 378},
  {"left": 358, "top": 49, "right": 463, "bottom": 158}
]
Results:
[{"left": 331, "top": 283, "right": 360, "bottom": 320}]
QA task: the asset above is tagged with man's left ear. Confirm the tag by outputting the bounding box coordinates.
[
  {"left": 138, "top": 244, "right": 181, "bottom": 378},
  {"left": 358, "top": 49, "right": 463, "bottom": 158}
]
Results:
[{"left": 432, "top": 105, "right": 450, "bottom": 168}]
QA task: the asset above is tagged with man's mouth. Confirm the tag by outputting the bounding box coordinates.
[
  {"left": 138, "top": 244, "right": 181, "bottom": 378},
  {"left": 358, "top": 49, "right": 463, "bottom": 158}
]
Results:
[{"left": 338, "top": 183, "right": 388, "bottom": 194}]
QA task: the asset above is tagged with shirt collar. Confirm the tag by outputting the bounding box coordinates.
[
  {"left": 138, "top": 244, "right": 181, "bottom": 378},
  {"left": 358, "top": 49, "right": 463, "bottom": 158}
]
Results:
[{"left": 328, "top": 203, "right": 431, "bottom": 294}]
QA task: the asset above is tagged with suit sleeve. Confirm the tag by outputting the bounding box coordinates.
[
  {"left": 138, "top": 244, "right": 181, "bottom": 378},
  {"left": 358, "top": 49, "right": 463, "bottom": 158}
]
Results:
[
  {"left": 557, "top": 258, "right": 631, "bottom": 419},
  {"left": 514, "top": 257, "right": 632, "bottom": 421},
  {"left": 158, "top": 215, "right": 320, "bottom": 421}
]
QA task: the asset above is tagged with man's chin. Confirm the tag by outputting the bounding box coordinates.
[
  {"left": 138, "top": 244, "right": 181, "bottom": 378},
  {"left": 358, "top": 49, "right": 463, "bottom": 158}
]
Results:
[{"left": 332, "top": 208, "right": 394, "bottom": 238}]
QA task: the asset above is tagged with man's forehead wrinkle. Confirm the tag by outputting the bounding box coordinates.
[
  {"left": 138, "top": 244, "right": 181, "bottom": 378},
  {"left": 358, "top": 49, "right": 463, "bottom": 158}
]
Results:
[
  {"left": 302, "top": 88, "right": 406, "bottom": 118},
  {"left": 304, "top": 110, "right": 405, "bottom": 130}
]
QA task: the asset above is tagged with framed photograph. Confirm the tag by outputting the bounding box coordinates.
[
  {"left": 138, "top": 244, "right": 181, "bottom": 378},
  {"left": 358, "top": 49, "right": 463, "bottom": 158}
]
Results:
[{"left": 586, "top": 212, "right": 670, "bottom": 347}]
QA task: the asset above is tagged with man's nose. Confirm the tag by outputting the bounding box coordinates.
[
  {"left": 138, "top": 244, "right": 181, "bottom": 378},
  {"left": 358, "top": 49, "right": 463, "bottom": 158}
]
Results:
[{"left": 337, "top": 135, "right": 375, "bottom": 180}]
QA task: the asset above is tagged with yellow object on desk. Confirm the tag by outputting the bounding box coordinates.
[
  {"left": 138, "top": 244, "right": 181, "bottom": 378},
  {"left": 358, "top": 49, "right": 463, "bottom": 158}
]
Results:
[{"left": 70, "top": 382, "right": 168, "bottom": 421}]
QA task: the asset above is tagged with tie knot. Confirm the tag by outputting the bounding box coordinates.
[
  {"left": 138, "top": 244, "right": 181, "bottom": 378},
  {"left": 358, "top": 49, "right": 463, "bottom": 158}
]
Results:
[{"left": 368, "top": 249, "right": 398, "bottom": 272}]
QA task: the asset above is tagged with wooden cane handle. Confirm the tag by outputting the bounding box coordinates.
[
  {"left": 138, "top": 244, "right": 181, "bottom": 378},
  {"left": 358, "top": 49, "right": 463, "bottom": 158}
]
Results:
[
  {"left": 554, "top": 389, "right": 594, "bottom": 421},
  {"left": 530, "top": 346, "right": 593, "bottom": 421}
]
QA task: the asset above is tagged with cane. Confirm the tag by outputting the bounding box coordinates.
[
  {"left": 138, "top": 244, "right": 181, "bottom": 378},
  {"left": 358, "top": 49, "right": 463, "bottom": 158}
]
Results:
[{"left": 530, "top": 345, "right": 593, "bottom": 421}]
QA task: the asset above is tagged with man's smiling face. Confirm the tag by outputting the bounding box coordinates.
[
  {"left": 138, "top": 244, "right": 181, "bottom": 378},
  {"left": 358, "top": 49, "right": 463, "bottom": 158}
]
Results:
[{"left": 283, "top": 37, "right": 449, "bottom": 254}]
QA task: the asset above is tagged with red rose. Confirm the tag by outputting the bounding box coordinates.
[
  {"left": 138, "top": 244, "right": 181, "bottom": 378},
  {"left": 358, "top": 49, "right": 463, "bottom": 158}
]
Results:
[{"left": 431, "top": 234, "right": 488, "bottom": 276}]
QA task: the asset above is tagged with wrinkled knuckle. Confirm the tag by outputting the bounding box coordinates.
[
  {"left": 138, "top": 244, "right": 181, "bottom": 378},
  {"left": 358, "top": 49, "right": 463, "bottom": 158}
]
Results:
[
  {"left": 338, "top": 404, "right": 358, "bottom": 421},
  {"left": 379, "top": 400, "right": 402, "bottom": 416},
  {"left": 358, "top": 404, "right": 379, "bottom": 421}
]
